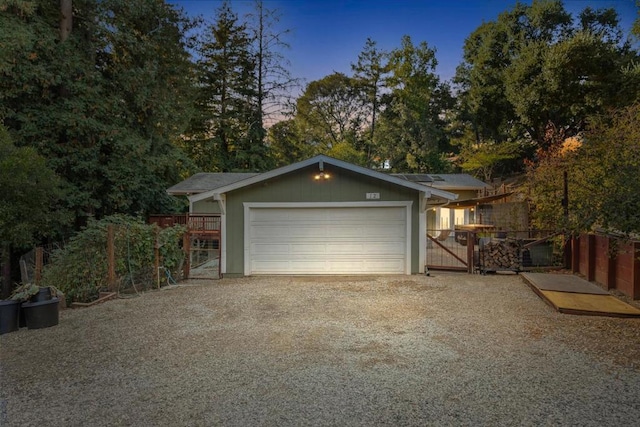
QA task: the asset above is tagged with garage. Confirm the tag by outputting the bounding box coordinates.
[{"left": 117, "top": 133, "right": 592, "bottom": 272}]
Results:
[
  {"left": 175, "top": 155, "right": 458, "bottom": 276},
  {"left": 245, "top": 203, "right": 411, "bottom": 275}
]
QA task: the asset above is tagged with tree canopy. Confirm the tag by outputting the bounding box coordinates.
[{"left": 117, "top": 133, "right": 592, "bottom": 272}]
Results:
[
  {"left": 0, "top": 125, "right": 63, "bottom": 247},
  {"left": 0, "top": 0, "right": 196, "bottom": 226},
  {"left": 455, "top": 0, "right": 640, "bottom": 151},
  {"left": 1, "top": 0, "right": 639, "bottom": 249},
  {"left": 527, "top": 104, "right": 640, "bottom": 236}
]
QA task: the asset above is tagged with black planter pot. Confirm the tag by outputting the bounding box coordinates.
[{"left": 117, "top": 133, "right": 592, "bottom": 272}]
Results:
[
  {"left": 18, "top": 305, "right": 26, "bottom": 328},
  {"left": 31, "top": 287, "right": 52, "bottom": 302},
  {"left": 0, "top": 300, "right": 21, "bottom": 335},
  {"left": 21, "top": 298, "right": 59, "bottom": 330}
]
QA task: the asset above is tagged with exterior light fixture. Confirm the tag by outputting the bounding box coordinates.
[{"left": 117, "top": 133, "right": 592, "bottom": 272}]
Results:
[
  {"left": 314, "top": 172, "right": 330, "bottom": 180},
  {"left": 314, "top": 160, "right": 330, "bottom": 180}
]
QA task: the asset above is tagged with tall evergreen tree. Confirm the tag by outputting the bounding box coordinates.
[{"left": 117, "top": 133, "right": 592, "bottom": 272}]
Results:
[
  {"left": 375, "top": 36, "right": 453, "bottom": 172},
  {"left": 351, "top": 37, "right": 389, "bottom": 166},
  {"left": 186, "top": 1, "right": 269, "bottom": 172}
]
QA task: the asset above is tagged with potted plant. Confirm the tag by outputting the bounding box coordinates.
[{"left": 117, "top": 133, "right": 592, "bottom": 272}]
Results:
[
  {"left": 0, "top": 291, "right": 22, "bottom": 335},
  {"left": 10, "top": 283, "right": 40, "bottom": 302},
  {"left": 10, "top": 283, "right": 61, "bottom": 330}
]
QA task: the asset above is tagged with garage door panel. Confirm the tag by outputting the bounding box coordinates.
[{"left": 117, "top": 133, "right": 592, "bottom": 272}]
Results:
[
  {"left": 248, "top": 206, "right": 409, "bottom": 275},
  {"left": 324, "top": 242, "right": 405, "bottom": 255},
  {"left": 252, "top": 226, "right": 406, "bottom": 241},
  {"left": 330, "top": 259, "right": 405, "bottom": 273},
  {"left": 252, "top": 243, "right": 291, "bottom": 254}
]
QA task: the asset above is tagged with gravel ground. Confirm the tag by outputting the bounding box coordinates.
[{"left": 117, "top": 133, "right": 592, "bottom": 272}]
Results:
[{"left": 1, "top": 273, "right": 639, "bottom": 426}]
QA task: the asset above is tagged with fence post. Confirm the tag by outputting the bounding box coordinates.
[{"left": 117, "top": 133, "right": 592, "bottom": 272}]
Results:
[
  {"left": 467, "top": 232, "right": 475, "bottom": 274},
  {"left": 563, "top": 235, "right": 572, "bottom": 269},
  {"left": 632, "top": 241, "right": 640, "bottom": 300},
  {"left": 603, "top": 236, "right": 616, "bottom": 290},
  {"left": 154, "top": 227, "right": 160, "bottom": 288},
  {"left": 183, "top": 232, "right": 190, "bottom": 280},
  {"left": 35, "top": 247, "right": 44, "bottom": 286},
  {"left": 586, "top": 234, "right": 596, "bottom": 281},
  {"left": 571, "top": 236, "right": 580, "bottom": 273},
  {"left": 107, "top": 225, "right": 116, "bottom": 292}
]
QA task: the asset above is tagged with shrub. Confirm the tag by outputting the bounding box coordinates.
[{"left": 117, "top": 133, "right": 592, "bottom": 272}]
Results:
[{"left": 42, "top": 215, "right": 186, "bottom": 303}]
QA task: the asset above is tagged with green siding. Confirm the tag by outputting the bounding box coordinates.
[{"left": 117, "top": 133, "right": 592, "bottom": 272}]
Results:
[
  {"left": 201, "top": 165, "right": 423, "bottom": 274},
  {"left": 192, "top": 199, "right": 221, "bottom": 214}
]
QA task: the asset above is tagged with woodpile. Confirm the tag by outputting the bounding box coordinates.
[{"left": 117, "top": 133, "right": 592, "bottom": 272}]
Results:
[{"left": 479, "top": 238, "right": 521, "bottom": 270}]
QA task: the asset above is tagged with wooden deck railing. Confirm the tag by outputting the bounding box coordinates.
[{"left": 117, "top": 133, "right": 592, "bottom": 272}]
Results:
[{"left": 149, "top": 214, "right": 221, "bottom": 234}]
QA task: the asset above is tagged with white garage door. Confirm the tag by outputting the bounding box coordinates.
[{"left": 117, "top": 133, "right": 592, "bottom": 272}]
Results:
[{"left": 246, "top": 205, "right": 409, "bottom": 274}]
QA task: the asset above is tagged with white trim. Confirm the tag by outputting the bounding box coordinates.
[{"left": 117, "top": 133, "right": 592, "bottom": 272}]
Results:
[
  {"left": 405, "top": 204, "right": 412, "bottom": 275},
  {"left": 243, "top": 205, "right": 251, "bottom": 275},
  {"left": 220, "top": 211, "right": 227, "bottom": 274},
  {"left": 214, "top": 193, "right": 226, "bottom": 215},
  {"left": 244, "top": 201, "right": 412, "bottom": 209},
  {"left": 419, "top": 212, "right": 426, "bottom": 274},
  {"left": 189, "top": 155, "right": 458, "bottom": 204},
  {"left": 217, "top": 196, "right": 227, "bottom": 274},
  {"left": 243, "top": 201, "right": 413, "bottom": 275}
]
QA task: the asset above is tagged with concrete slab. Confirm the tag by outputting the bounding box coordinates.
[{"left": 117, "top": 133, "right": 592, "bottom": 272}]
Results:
[{"left": 521, "top": 272, "right": 609, "bottom": 295}]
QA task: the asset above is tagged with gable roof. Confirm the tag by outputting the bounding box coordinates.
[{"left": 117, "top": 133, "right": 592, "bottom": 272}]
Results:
[
  {"left": 167, "top": 172, "right": 259, "bottom": 196},
  {"left": 188, "top": 155, "right": 457, "bottom": 203}
]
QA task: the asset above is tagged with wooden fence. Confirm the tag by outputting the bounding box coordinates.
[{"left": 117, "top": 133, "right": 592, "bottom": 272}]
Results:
[{"left": 571, "top": 233, "right": 640, "bottom": 300}]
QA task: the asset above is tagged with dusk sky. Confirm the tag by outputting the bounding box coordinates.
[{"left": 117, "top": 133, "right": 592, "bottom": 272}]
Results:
[{"left": 171, "top": 0, "right": 638, "bottom": 86}]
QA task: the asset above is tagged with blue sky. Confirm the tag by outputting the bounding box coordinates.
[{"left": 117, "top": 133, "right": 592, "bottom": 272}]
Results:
[{"left": 171, "top": 0, "right": 638, "bottom": 85}]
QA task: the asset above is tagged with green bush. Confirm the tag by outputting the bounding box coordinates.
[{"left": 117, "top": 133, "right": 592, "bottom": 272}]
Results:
[{"left": 42, "top": 215, "right": 186, "bottom": 304}]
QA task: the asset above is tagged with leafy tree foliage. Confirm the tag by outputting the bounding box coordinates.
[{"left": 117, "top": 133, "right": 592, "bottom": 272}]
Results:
[
  {"left": 458, "top": 141, "right": 521, "bottom": 182},
  {"left": 295, "top": 72, "right": 367, "bottom": 162},
  {"left": 0, "top": 125, "right": 64, "bottom": 248},
  {"left": 0, "top": 125, "right": 66, "bottom": 297},
  {"left": 0, "top": 0, "right": 196, "bottom": 226},
  {"left": 527, "top": 104, "right": 640, "bottom": 236},
  {"left": 289, "top": 36, "right": 454, "bottom": 172},
  {"left": 455, "top": 0, "right": 640, "bottom": 153},
  {"left": 266, "top": 119, "right": 310, "bottom": 167}
]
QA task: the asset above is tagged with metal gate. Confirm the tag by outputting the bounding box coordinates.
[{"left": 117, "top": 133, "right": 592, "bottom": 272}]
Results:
[
  {"left": 426, "top": 229, "right": 472, "bottom": 272},
  {"left": 426, "top": 228, "right": 560, "bottom": 273},
  {"left": 188, "top": 233, "right": 221, "bottom": 279}
]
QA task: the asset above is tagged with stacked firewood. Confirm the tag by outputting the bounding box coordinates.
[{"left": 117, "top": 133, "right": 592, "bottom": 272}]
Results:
[{"left": 479, "top": 238, "right": 521, "bottom": 270}]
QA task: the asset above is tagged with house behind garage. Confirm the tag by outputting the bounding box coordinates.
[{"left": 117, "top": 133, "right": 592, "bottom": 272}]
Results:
[{"left": 167, "top": 155, "right": 458, "bottom": 276}]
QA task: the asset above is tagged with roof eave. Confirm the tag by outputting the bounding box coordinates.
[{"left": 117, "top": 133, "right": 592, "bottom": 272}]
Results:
[{"left": 188, "top": 155, "right": 458, "bottom": 203}]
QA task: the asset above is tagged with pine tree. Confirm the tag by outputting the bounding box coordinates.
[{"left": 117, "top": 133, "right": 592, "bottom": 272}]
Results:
[{"left": 187, "top": 1, "right": 269, "bottom": 172}]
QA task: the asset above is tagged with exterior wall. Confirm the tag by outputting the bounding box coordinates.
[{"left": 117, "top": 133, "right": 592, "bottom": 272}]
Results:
[
  {"left": 221, "top": 164, "right": 421, "bottom": 275},
  {"left": 192, "top": 199, "right": 221, "bottom": 214}
]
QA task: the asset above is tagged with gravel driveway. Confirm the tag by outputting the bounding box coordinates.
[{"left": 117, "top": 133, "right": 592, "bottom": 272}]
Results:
[{"left": 1, "top": 273, "right": 639, "bottom": 426}]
